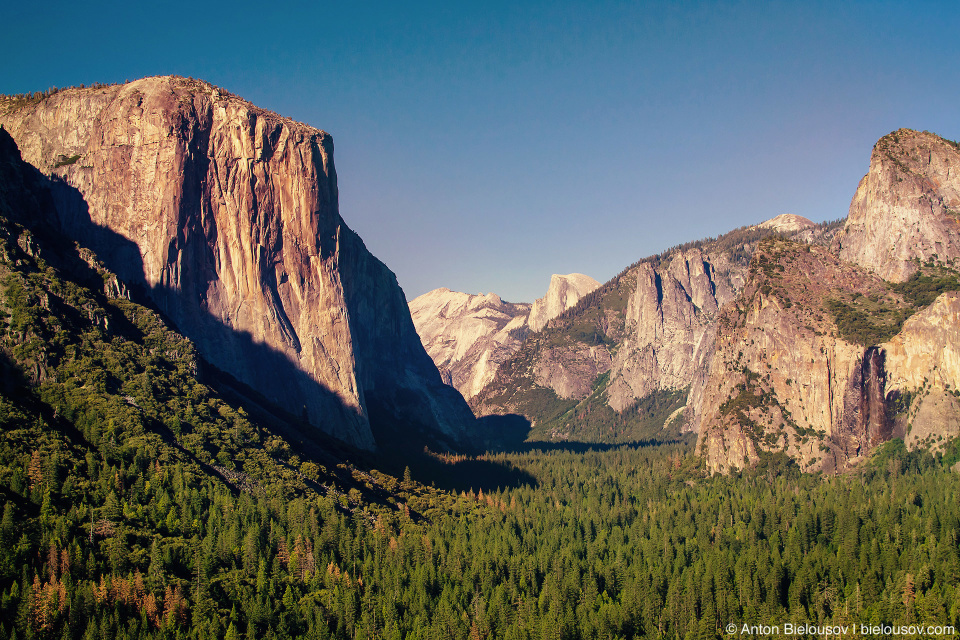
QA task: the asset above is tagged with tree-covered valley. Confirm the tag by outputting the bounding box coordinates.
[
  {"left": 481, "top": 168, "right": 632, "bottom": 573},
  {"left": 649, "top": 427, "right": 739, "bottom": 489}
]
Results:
[
  {"left": 1, "top": 193, "right": 959, "bottom": 639},
  {"left": 1, "top": 83, "right": 959, "bottom": 640}
]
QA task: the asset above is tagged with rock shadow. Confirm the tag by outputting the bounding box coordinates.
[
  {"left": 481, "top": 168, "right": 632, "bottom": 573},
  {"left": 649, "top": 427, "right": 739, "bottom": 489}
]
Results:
[
  {"left": 475, "top": 411, "right": 692, "bottom": 455},
  {"left": 1, "top": 132, "right": 370, "bottom": 454},
  {"left": 368, "top": 412, "right": 539, "bottom": 493}
]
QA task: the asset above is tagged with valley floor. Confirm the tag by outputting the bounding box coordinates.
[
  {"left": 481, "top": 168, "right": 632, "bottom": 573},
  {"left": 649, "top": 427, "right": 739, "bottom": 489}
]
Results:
[{"left": 3, "top": 424, "right": 959, "bottom": 640}]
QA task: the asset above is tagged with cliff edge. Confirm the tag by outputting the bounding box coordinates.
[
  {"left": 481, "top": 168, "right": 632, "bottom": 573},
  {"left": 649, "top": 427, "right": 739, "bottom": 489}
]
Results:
[
  {"left": 0, "top": 77, "right": 474, "bottom": 450},
  {"left": 835, "top": 129, "right": 960, "bottom": 282}
]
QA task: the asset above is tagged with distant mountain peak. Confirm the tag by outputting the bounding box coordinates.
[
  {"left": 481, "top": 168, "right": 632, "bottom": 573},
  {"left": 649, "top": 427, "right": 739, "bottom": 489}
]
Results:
[
  {"left": 410, "top": 289, "right": 531, "bottom": 399},
  {"left": 527, "top": 273, "right": 601, "bottom": 332},
  {"left": 409, "top": 274, "right": 599, "bottom": 400},
  {"left": 758, "top": 214, "right": 815, "bottom": 233}
]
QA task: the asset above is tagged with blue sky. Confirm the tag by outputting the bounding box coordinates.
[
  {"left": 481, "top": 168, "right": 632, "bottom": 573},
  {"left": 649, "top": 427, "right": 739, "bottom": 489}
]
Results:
[{"left": 4, "top": 1, "right": 960, "bottom": 302}]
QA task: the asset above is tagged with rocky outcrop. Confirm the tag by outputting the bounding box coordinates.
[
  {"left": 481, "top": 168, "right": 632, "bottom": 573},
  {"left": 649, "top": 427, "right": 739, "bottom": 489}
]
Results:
[
  {"left": 409, "top": 289, "right": 530, "bottom": 399},
  {"left": 470, "top": 220, "right": 843, "bottom": 442},
  {"left": 695, "top": 238, "right": 960, "bottom": 474},
  {"left": 759, "top": 214, "right": 815, "bottom": 234},
  {"left": 695, "top": 241, "right": 889, "bottom": 473},
  {"left": 0, "top": 76, "right": 474, "bottom": 450},
  {"left": 606, "top": 248, "right": 741, "bottom": 414},
  {"left": 883, "top": 292, "right": 960, "bottom": 450},
  {"left": 834, "top": 129, "right": 960, "bottom": 282},
  {"left": 527, "top": 273, "right": 600, "bottom": 332},
  {"left": 696, "top": 129, "right": 960, "bottom": 473},
  {"left": 533, "top": 345, "right": 612, "bottom": 400}
]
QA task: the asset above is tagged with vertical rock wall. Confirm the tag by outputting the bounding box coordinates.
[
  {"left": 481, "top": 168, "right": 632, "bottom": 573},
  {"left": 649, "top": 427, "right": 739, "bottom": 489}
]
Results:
[
  {"left": 606, "top": 248, "right": 741, "bottom": 414},
  {"left": 835, "top": 129, "right": 960, "bottom": 282},
  {"left": 0, "top": 76, "right": 473, "bottom": 449}
]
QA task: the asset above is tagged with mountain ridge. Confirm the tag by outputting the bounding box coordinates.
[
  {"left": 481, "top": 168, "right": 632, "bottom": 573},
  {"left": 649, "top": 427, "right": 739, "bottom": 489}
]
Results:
[
  {"left": 469, "top": 219, "right": 843, "bottom": 443},
  {"left": 466, "top": 129, "right": 959, "bottom": 471}
]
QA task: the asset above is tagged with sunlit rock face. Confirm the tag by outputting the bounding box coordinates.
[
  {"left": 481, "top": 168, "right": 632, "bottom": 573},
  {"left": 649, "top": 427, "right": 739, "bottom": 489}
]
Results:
[
  {"left": 409, "top": 289, "right": 531, "bottom": 400},
  {"left": 527, "top": 273, "right": 601, "bottom": 332},
  {"left": 694, "top": 129, "right": 960, "bottom": 474},
  {"left": 883, "top": 292, "right": 960, "bottom": 450},
  {"left": 606, "top": 248, "right": 741, "bottom": 415},
  {"left": 835, "top": 128, "right": 960, "bottom": 282},
  {"left": 694, "top": 241, "right": 893, "bottom": 474},
  {"left": 409, "top": 274, "right": 599, "bottom": 401},
  {"left": 698, "top": 286, "right": 960, "bottom": 474},
  {"left": 696, "top": 240, "right": 960, "bottom": 475},
  {"left": 0, "top": 76, "right": 474, "bottom": 450}
]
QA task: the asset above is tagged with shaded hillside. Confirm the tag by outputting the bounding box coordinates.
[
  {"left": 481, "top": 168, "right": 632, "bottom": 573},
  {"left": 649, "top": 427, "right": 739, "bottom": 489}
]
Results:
[{"left": 0, "top": 121, "right": 487, "bottom": 639}]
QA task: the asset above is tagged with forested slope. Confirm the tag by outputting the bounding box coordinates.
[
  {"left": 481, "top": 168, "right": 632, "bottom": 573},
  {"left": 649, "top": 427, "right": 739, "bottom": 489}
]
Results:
[
  {"left": 0, "top": 123, "right": 453, "bottom": 639},
  {"left": 2, "top": 186, "right": 959, "bottom": 637}
]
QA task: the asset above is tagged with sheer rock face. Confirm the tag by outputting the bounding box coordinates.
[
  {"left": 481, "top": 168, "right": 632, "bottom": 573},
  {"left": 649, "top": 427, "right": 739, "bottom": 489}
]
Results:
[
  {"left": 883, "top": 292, "right": 960, "bottom": 449},
  {"left": 527, "top": 273, "right": 600, "bottom": 332},
  {"left": 884, "top": 292, "right": 960, "bottom": 392},
  {"left": 695, "top": 242, "right": 890, "bottom": 474},
  {"left": 834, "top": 129, "right": 960, "bottom": 282},
  {"left": 0, "top": 76, "right": 474, "bottom": 450},
  {"left": 606, "top": 248, "right": 742, "bottom": 415},
  {"left": 695, "top": 240, "right": 960, "bottom": 474},
  {"left": 409, "top": 289, "right": 530, "bottom": 400}
]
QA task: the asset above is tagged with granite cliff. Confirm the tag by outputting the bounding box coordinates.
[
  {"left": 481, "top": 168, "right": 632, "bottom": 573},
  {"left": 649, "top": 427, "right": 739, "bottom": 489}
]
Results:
[
  {"left": 605, "top": 247, "right": 741, "bottom": 414},
  {"left": 0, "top": 77, "right": 474, "bottom": 450},
  {"left": 409, "top": 289, "right": 531, "bottom": 400},
  {"left": 409, "top": 273, "right": 599, "bottom": 400},
  {"left": 883, "top": 292, "right": 960, "bottom": 450},
  {"left": 835, "top": 129, "right": 960, "bottom": 281},
  {"left": 695, "top": 240, "right": 896, "bottom": 473},
  {"left": 527, "top": 273, "right": 601, "bottom": 332},
  {"left": 695, "top": 239, "right": 960, "bottom": 473},
  {"left": 697, "top": 130, "right": 960, "bottom": 473}
]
